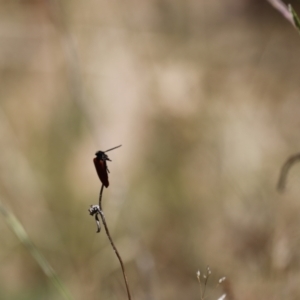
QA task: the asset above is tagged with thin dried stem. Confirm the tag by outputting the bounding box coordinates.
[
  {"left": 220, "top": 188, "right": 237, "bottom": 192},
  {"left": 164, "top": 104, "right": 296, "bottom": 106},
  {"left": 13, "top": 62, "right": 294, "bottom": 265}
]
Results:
[
  {"left": 98, "top": 184, "right": 105, "bottom": 210},
  {"left": 98, "top": 210, "right": 132, "bottom": 300},
  {"left": 277, "top": 153, "right": 300, "bottom": 192},
  {"left": 202, "top": 266, "right": 211, "bottom": 299},
  {"left": 196, "top": 266, "right": 211, "bottom": 300},
  {"left": 89, "top": 185, "right": 132, "bottom": 300}
]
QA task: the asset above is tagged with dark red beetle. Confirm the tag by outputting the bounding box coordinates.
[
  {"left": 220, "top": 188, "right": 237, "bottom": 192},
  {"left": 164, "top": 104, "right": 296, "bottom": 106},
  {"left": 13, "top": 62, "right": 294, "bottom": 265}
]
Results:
[{"left": 94, "top": 145, "right": 122, "bottom": 187}]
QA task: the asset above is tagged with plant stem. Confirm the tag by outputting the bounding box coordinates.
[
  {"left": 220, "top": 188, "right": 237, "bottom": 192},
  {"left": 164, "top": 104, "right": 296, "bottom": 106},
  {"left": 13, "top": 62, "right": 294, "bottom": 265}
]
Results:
[{"left": 98, "top": 184, "right": 132, "bottom": 300}]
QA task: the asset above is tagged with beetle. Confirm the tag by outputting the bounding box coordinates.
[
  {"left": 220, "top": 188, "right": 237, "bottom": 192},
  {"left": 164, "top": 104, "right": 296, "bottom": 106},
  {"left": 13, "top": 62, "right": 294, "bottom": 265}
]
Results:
[{"left": 93, "top": 145, "right": 122, "bottom": 187}]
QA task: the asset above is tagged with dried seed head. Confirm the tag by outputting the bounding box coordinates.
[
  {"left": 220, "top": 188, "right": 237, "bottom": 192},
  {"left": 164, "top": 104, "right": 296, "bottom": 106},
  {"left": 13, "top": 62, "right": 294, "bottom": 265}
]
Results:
[
  {"left": 207, "top": 266, "right": 211, "bottom": 275},
  {"left": 219, "top": 277, "right": 226, "bottom": 284},
  {"left": 217, "top": 294, "right": 226, "bottom": 300}
]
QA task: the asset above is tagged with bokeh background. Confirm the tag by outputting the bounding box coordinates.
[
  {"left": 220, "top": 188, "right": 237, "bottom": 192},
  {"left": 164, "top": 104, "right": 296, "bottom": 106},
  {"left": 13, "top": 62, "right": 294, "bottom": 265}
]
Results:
[{"left": 1, "top": 0, "right": 300, "bottom": 299}]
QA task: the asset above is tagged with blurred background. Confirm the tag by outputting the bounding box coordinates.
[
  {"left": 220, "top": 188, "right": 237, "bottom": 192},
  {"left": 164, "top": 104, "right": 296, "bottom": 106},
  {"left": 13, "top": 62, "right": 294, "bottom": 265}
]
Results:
[{"left": 1, "top": 0, "right": 300, "bottom": 299}]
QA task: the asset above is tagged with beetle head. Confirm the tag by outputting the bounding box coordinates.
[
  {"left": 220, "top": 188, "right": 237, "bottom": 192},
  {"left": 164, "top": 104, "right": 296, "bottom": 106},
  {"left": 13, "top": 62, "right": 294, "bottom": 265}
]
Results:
[{"left": 95, "top": 151, "right": 111, "bottom": 161}]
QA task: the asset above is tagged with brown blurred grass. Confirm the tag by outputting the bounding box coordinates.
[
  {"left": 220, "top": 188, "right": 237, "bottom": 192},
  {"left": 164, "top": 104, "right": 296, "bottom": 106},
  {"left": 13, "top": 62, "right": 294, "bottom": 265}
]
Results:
[{"left": 2, "top": 0, "right": 300, "bottom": 299}]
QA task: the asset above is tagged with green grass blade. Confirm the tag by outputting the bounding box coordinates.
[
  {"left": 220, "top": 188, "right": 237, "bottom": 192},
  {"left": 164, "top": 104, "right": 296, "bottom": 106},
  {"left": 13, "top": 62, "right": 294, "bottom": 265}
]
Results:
[
  {"left": 0, "top": 200, "right": 73, "bottom": 300},
  {"left": 289, "top": 4, "right": 300, "bottom": 33}
]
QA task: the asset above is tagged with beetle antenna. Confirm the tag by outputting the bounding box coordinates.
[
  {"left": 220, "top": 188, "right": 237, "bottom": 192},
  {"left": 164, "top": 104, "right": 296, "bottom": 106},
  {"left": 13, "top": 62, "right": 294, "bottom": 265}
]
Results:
[{"left": 104, "top": 145, "right": 122, "bottom": 153}]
